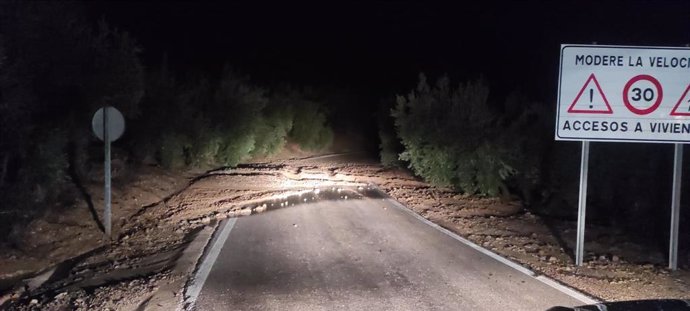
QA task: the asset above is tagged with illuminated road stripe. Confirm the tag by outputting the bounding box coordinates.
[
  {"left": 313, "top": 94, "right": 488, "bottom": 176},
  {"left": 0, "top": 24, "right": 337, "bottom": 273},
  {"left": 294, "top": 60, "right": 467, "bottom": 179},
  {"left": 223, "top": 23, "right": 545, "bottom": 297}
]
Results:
[{"left": 185, "top": 218, "right": 237, "bottom": 310}]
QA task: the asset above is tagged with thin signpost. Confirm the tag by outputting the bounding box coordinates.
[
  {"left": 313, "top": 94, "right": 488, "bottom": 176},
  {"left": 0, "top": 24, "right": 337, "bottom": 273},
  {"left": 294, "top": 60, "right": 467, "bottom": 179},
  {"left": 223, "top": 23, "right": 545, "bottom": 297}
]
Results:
[
  {"left": 104, "top": 106, "right": 111, "bottom": 237},
  {"left": 669, "top": 143, "right": 682, "bottom": 270},
  {"left": 575, "top": 140, "right": 589, "bottom": 266}
]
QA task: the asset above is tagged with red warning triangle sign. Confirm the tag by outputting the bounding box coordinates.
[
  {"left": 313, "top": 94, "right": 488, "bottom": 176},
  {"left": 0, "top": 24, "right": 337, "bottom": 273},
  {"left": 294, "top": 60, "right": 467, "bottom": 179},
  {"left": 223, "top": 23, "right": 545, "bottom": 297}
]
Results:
[
  {"left": 670, "top": 84, "right": 690, "bottom": 116},
  {"left": 567, "top": 74, "right": 613, "bottom": 114}
]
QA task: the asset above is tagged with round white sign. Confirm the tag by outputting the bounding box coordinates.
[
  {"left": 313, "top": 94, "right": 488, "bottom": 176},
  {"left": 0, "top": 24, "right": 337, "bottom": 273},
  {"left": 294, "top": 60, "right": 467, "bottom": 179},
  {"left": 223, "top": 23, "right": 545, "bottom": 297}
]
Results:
[{"left": 92, "top": 106, "right": 125, "bottom": 142}]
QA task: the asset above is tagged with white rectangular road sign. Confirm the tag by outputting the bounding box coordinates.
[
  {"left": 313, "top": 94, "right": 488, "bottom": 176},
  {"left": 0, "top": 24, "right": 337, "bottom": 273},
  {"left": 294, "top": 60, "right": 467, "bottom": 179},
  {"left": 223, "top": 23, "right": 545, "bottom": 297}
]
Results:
[{"left": 556, "top": 44, "right": 690, "bottom": 143}]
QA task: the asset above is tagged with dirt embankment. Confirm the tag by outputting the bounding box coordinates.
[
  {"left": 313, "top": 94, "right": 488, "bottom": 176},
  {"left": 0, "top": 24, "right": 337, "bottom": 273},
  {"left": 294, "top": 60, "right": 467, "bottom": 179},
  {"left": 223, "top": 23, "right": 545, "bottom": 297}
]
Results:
[{"left": 1, "top": 154, "right": 689, "bottom": 310}]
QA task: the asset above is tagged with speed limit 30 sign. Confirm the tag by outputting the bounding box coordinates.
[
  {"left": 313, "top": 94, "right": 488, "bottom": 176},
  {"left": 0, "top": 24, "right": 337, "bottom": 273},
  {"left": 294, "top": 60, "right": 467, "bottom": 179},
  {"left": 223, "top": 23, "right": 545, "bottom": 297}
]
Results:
[{"left": 556, "top": 44, "right": 690, "bottom": 143}]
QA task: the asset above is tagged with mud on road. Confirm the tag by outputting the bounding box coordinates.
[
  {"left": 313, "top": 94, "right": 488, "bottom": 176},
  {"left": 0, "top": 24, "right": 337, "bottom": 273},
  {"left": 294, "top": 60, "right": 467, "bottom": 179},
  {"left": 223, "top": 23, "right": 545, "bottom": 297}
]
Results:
[{"left": 1, "top": 153, "right": 689, "bottom": 310}]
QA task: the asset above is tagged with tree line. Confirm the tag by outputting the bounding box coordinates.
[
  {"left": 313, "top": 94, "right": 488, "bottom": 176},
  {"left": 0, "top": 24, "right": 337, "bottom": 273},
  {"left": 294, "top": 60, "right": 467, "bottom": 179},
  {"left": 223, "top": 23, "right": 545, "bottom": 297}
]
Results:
[{"left": 0, "top": 3, "right": 333, "bottom": 239}]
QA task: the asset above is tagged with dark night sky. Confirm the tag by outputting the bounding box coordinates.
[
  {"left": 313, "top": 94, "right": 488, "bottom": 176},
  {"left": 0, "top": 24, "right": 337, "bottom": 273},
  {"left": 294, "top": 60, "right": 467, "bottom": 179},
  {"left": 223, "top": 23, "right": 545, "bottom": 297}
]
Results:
[{"left": 88, "top": 1, "right": 690, "bottom": 103}]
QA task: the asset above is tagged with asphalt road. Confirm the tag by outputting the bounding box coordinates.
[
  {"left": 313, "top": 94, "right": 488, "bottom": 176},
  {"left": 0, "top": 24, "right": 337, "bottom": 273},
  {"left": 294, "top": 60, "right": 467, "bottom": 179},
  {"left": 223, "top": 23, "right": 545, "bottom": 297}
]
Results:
[{"left": 192, "top": 196, "right": 587, "bottom": 311}]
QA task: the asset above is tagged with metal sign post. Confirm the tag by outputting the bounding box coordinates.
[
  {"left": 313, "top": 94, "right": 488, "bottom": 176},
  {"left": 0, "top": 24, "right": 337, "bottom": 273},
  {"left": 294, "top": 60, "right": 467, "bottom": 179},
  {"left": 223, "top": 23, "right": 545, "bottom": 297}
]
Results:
[
  {"left": 575, "top": 141, "right": 590, "bottom": 266},
  {"left": 669, "top": 143, "right": 682, "bottom": 270},
  {"left": 92, "top": 106, "right": 125, "bottom": 239},
  {"left": 103, "top": 107, "right": 112, "bottom": 237}
]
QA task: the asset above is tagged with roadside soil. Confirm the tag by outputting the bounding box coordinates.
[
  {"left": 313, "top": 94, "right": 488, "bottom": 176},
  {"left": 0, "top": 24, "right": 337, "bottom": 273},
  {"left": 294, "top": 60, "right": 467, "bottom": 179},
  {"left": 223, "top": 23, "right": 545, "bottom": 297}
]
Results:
[{"left": 1, "top": 153, "right": 689, "bottom": 310}]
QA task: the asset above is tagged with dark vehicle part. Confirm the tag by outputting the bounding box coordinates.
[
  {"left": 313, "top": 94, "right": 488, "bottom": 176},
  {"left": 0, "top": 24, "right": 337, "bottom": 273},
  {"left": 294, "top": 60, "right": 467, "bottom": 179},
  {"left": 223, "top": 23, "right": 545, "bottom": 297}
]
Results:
[{"left": 548, "top": 299, "right": 690, "bottom": 311}]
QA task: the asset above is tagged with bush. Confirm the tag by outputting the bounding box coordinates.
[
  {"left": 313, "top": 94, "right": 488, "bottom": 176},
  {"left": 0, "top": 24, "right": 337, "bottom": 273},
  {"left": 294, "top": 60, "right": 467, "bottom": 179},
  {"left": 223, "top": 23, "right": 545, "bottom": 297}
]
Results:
[
  {"left": 393, "top": 74, "right": 512, "bottom": 195},
  {"left": 157, "top": 133, "right": 189, "bottom": 169},
  {"left": 290, "top": 99, "right": 333, "bottom": 151},
  {"left": 27, "top": 130, "right": 69, "bottom": 192},
  {"left": 251, "top": 104, "right": 294, "bottom": 158},
  {"left": 472, "top": 144, "right": 515, "bottom": 197},
  {"left": 378, "top": 129, "right": 402, "bottom": 167},
  {"left": 215, "top": 129, "right": 255, "bottom": 167},
  {"left": 377, "top": 97, "right": 403, "bottom": 168},
  {"left": 132, "top": 69, "right": 336, "bottom": 169},
  {"left": 187, "top": 121, "right": 223, "bottom": 167},
  {"left": 498, "top": 92, "right": 551, "bottom": 203},
  {"left": 391, "top": 74, "right": 555, "bottom": 198},
  {"left": 399, "top": 143, "right": 457, "bottom": 187}
]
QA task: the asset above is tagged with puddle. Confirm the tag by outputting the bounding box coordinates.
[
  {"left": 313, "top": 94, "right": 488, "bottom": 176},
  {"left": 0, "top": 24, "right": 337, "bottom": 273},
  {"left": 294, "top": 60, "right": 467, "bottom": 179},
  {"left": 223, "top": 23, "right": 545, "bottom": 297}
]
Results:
[{"left": 223, "top": 185, "right": 387, "bottom": 218}]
